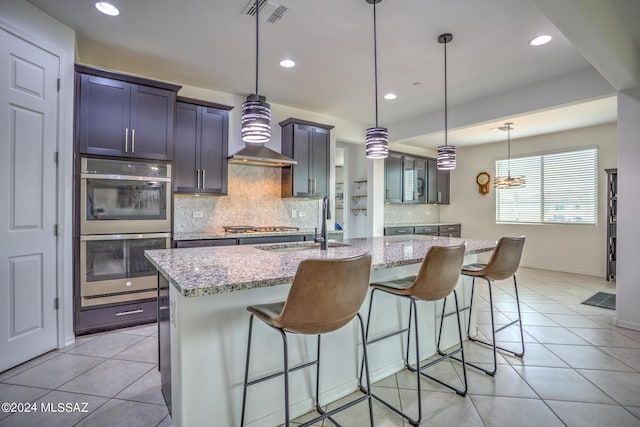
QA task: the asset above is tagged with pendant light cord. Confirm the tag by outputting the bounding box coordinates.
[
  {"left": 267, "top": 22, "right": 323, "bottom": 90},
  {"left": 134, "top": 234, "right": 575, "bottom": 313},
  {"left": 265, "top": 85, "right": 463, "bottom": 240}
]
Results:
[
  {"left": 507, "top": 124, "right": 512, "bottom": 178},
  {"left": 255, "top": 0, "right": 260, "bottom": 97},
  {"left": 373, "top": 1, "right": 379, "bottom": 127},
  {"left": 444, "top": 38, "right": 448, "bottom": 146}
]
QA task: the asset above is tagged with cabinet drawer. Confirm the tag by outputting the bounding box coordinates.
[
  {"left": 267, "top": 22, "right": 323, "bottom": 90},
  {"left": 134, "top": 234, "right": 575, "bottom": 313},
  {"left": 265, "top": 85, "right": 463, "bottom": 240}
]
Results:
[
  {"left": 384, "top": 226, "right": 414, "bottom": 235},
  {"left": 175, "top": 239, "right": 237, "bottom": 248},
  {"left": 76, "top": 300, "right": 157, "bottom": 335},
  {"left": 414, "top": 226, "right": 438, "bottom": 235},
  {"left": 438, "top": 224, "right": 461, "bottom": 237}
]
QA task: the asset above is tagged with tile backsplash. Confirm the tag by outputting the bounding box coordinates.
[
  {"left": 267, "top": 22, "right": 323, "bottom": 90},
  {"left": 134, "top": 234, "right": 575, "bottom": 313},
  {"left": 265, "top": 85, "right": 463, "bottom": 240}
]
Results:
[
  {"left": 174, "top": 164, "right": 320, "bottom": 233},
  {"left": 384, "top": 203, "right": 440, "bottom": 226}
]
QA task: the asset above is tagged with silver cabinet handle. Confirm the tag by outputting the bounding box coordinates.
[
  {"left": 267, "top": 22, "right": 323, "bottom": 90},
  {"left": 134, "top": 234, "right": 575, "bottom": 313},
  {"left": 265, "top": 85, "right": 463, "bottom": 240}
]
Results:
[
  {"left": 196, "top": 169, "right": 201, "bottom": 190},
  {"left": 116, "top": 309, "right": 143, "bottom": 316},
  {"left": 308, "top": 178, "right": 312, "bottom": 194},
  {"left": 202, "top": 169, "right": 205, "bottom": 189},
  {"left": 124, "top": 128, "right": 129, "bottom": 153},
  {"left": 131, "top": 128, "right": 135, "bottom": 153}
]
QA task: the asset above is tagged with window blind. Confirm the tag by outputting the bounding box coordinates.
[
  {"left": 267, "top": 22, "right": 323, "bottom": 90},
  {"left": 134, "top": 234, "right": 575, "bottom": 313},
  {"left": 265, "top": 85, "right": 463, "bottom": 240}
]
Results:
[{"left": 495, "top": 148, "right": 597, "bottom": 224}]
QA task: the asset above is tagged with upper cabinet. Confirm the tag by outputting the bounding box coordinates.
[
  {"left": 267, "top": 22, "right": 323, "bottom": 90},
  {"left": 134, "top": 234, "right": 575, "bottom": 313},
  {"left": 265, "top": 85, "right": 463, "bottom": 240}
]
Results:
[
  {"left": 384, "top": 153, "right": 403, "bottom": 203},
  {"left": 280, "top": 118, "right": 334, "bottom": 198},
  {"left": 174, "top": 98, "right": 232, "bottom": 194},
  {"left": 75, "top": 65, "right": 180, "bottom": 161},
  {"left": 386, "top": 152, "right": 450, "bottom": 205}
]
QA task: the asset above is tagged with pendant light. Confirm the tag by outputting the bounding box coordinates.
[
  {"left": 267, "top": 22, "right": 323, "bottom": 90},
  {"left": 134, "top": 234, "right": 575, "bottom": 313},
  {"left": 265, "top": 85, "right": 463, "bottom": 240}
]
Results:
[
  {"left": 437, "top": 33, "right": 456, "bottom": 170},
  {"left": 365, "top": 0, "right": 388, "bottom": 159},
  {"left": 493, "top": 122, "right": 526, "bottom": 188},
  {"left": 241, "top": 0, "right": 271, "bottom": 144}
]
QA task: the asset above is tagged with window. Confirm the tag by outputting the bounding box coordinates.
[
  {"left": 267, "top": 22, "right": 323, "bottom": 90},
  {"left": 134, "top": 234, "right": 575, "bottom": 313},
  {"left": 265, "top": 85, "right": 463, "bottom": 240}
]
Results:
[{"left": 495, "top": 148, "right": 597, "bottom": 224}]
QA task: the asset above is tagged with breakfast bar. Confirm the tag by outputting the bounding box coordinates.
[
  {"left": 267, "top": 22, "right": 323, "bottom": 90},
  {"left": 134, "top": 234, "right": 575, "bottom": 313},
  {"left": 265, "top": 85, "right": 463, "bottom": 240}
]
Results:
[{"left": 145, "top": 235, "right": 496, "bottom": 427}]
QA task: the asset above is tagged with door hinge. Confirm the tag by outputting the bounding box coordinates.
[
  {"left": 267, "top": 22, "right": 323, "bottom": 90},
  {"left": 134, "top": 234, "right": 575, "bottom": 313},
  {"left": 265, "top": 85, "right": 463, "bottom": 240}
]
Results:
[
  {"left": 57, "top": 78, "right": 60, "bottom": 92},
  {"left": 54, "top": 297, "right": 59, "bottom": 310},
  {"left": 54, "top": 224, "right": 59, "bottom": 236}
]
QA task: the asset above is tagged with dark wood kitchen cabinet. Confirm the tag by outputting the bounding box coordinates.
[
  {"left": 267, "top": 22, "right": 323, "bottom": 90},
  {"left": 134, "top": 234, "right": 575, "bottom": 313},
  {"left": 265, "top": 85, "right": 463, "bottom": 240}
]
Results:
[
  {"left": 427, "top": 158, "right": 450, "bottom": 204},
  {"left": 385, "top": 153, "right": 403, "bottom": 203},
  {"left": 174, "top": 98, "right": 233, "bottom": 194},
  {"left": 385, "top": 152, "right": 428, "bottom": 204},
  {"left": 75, "top": 65, "right": 180, "bottom": 160},
  {"left": 280, "top": 118, "right": 334, "bottom": 198}
]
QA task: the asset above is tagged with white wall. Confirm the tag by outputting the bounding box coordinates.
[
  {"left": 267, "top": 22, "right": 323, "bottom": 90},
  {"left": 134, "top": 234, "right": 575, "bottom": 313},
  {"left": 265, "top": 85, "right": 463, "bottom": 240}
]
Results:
[
  {"left": 1, "top": 0, "right": 76, "bottom": 347},
  {"left": 441, "top": 122, "right": 617, "bottom": 276},
  {"left": 616, "top": 89, "right": 640, "bottom": 330}
]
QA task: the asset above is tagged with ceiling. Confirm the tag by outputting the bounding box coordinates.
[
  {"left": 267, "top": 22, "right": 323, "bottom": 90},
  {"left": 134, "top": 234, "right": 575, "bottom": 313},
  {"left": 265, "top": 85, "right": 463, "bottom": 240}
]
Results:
[{"left": 26, "top": 0, "right": 640, "bottom": 148}]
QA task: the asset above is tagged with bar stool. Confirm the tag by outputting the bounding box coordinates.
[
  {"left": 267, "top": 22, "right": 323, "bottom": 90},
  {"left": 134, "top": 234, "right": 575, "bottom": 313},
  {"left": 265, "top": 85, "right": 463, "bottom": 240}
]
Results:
[
  {"left": 240, "top": 254, "right": 374, "bottom": 427},
  {"left": 361, "top": 243, "right": 467, "bottom": 427},
  {"left": 440, "top": 236, "right": 525, "bottom": 376}
]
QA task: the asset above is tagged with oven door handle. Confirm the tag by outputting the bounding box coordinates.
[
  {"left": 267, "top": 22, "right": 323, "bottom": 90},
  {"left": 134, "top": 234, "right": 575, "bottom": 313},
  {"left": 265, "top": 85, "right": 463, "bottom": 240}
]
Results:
[
  {"left": 80, "top": 173, "right": 171, "bottom": 182},
  {"left": 81, "top": 232, "right": 171, "bottom": 241}
]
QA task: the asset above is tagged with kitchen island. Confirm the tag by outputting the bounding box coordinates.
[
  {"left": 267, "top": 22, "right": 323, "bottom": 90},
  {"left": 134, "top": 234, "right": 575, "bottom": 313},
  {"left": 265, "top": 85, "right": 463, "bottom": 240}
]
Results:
[{"left": 146, "top": 235, "right": 496, "bottom": 427}]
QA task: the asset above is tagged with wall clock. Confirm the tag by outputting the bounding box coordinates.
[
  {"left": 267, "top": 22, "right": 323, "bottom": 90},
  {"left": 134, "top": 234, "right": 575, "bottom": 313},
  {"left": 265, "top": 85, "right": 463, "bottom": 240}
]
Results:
[{"left": 476, "top": 172, "right": 490, "bottom": 195}]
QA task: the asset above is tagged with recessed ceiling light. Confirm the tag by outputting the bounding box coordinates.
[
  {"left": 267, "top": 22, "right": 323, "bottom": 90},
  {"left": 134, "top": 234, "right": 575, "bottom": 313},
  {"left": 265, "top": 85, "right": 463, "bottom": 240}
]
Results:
[
  {"left": 384, "top": 93, "right": 397, "bottom": 100},
  {"left": 529, "top": 35, "right": 552, "bottom": 46},
  {"left": 95, "top": 2, "right": 119, "bottom": 16},
  {"left": 279, "top": 59, "right": 295, "bottom": 68}
]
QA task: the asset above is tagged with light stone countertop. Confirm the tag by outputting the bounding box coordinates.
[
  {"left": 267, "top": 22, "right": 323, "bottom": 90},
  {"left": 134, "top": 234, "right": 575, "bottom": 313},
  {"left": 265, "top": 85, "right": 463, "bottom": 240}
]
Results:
[{"left": 146, "top": 235, "right": 496, "bottom": 298}]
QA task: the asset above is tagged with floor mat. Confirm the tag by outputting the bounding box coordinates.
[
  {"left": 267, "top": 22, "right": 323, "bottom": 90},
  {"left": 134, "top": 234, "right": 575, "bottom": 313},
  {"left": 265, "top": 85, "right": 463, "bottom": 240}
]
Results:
[{"left": 581, "top": 292, "right": 616, "bottom": 310}]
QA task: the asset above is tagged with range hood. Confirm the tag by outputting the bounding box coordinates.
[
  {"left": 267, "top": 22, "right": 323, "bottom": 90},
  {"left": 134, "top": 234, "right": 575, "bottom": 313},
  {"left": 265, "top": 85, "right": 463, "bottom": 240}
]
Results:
[{"left": 228, "top": 144, "right": 297, "bottom": 167}]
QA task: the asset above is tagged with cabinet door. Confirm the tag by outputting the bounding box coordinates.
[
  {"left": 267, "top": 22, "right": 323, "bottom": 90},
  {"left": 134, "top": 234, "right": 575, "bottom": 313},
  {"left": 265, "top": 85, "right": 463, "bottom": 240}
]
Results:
[
  {"left": 77, "top": 74, "right": 130, "bottom": 157},
  {"left": 199, "top": 107, "right": 228, "bottom": 194},
  {"left": 310, "top": 127, "right": 329, "bottom": 196},
  {"left": 427, "top": 158, "right": 439, "bottom": 203},
  {"left": 385, "top": 153, "right": 403, "bottom": 203},
  {"left": 130, "top": 84, "right": 175, "bottom": 160},
  {"left": 403, "top": 157, "right": 416, "bottom": 203},
  {"left": 174, "top": 102, "right": 199, "bottom": 192},
  {"left": 437, "top": 170, "right": 450, "bottom": 204},
  {"left": 414, "top": 159, "right": 427, "bottom": 203},
  {"left": 292, "top": 124, "right": 312, "bottom": 196}
]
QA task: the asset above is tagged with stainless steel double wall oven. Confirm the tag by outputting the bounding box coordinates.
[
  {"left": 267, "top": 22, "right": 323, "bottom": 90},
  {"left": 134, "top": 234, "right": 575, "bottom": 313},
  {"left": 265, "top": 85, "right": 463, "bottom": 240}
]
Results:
[{"left": 79, "top": 157, "right": 171, "bottom": 310}]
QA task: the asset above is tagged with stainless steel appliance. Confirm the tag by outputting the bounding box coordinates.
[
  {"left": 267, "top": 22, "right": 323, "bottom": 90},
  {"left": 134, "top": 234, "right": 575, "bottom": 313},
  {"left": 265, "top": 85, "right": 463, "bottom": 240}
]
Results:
[
  {"left": 80, "top": 157, "right": 171, "bottom": 234},
  {"left": 79, "top": 157, "right": 172, "bottom": 310},
  {"left": 80, "top": 233, "right": 170, "bottom": 307}
]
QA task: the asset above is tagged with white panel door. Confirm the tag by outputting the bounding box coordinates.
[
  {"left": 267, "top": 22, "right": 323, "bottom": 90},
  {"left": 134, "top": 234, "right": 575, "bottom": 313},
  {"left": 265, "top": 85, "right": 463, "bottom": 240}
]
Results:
[{"left": 0, "top": 28, "right": 59, "bottom": 372}]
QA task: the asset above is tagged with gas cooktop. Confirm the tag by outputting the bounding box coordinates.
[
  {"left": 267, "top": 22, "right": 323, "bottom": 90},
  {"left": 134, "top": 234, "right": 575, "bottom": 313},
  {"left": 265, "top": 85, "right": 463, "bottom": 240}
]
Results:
[{"left": 223, "top": 226, "right": 300, "bottom": 233}]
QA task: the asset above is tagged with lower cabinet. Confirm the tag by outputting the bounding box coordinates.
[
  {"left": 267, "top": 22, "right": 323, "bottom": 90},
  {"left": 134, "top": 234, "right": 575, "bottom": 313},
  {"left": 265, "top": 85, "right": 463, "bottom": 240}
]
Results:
[
  {"left": 158, "top": 274, "right": 171, "bottom": 414},
  {"left": 438, "top": 224, "right": 461, "bottom": 237},
  {"left": 384, "top": 226, "right": 414, "bottom": 236},
  {"left": 76, "top": 300, "right": 157, "bottom": 335},
  {"left": 384, "top": 224, "right": 461, "bottom": 238},
  {"left": 174, "top": 238, "right": 236, "bottom": 248}
]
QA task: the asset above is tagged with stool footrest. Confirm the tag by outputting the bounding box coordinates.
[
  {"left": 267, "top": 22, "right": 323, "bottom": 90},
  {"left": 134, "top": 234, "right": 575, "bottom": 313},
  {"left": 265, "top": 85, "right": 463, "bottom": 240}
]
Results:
[
  {"left": 246, "top": 359, "right": 318, "bottom": 387},
  {"left": 468, "top": 335, "right": 525, "bottom": 358},
  {"left": 494, "top": 318, "right": 520, "bottom": 334},
  {"left": 367, "top": 327, "right": 411, "bottom": 346}
]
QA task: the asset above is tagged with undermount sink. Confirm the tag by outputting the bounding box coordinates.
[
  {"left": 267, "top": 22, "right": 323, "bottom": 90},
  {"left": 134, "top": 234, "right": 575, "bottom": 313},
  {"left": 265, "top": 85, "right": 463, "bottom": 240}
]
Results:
[{"left": 258, "top": 242, "right": 351, "bottom": 252}]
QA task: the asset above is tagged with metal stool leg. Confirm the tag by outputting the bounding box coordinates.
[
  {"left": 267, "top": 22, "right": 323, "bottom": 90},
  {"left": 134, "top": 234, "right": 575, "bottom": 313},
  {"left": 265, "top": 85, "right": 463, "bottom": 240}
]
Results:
[
  {"left": 280, "top": 329, "right": 291, "bottom": 426},
  {"left": 240, "top": 315, "right": 255, "bottom": 427},
  {"left": 512, "top": 274, "right": 525, "bottom": 357}
]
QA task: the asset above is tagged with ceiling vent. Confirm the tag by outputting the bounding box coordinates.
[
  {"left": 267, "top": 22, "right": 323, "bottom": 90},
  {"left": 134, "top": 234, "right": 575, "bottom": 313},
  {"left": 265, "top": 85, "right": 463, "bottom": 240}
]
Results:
[{"left": 242, "top": 0, "right": 289, "bottom": 24}]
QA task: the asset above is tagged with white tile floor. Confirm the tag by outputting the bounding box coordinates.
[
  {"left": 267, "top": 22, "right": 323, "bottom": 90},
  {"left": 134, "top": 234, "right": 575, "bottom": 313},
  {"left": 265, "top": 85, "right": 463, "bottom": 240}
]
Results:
[{"left": 1, "top": 267, "right": 639, "bottom": 426}]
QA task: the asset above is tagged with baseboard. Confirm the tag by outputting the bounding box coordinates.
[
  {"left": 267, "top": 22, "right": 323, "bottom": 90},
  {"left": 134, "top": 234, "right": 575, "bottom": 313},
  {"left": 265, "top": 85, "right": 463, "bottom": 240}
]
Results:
[
  {"left": 616, "top": 319, "right": 640, "bottom": 332},
  {"left": 519, "top": 262, "right": 604, "bottom": 278}
]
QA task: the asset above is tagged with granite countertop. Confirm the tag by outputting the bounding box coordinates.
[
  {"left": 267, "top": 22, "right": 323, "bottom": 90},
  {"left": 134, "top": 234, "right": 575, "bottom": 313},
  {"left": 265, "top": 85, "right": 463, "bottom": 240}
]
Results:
[
  {"left": 146, "top": 235, "right": 496, "bottom": 298},
  {"left": 173, "top": 229, "right": 342, "bottom": 241}
]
